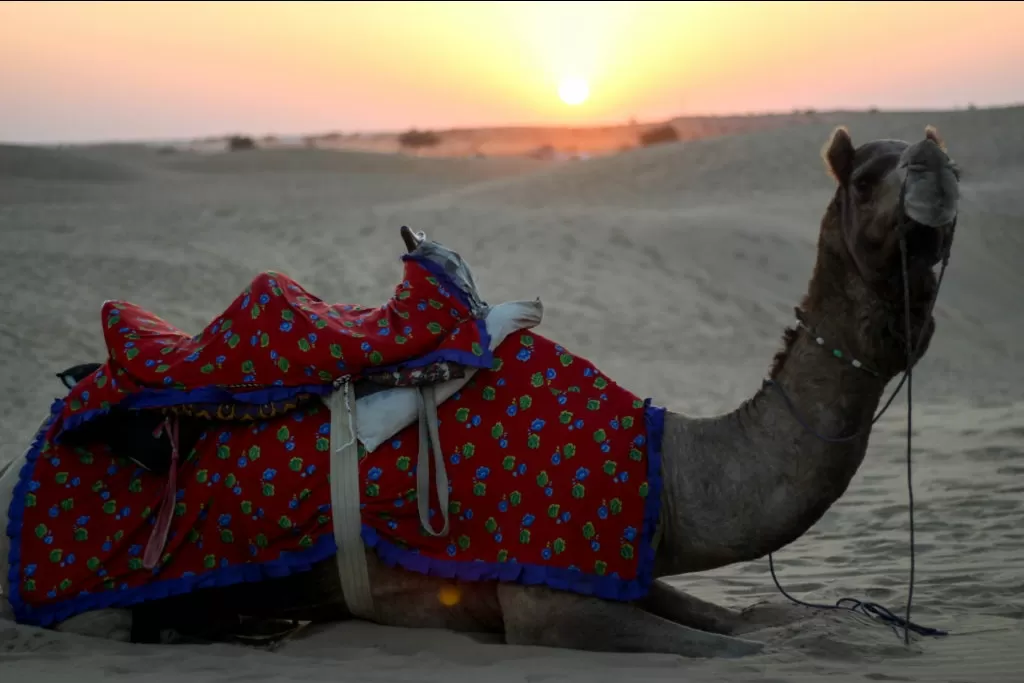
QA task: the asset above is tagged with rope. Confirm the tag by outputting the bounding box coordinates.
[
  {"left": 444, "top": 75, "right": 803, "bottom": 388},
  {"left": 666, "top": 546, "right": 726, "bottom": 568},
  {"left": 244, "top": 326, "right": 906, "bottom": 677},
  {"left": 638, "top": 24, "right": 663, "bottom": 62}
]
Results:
[
  {"left": 764, "top": 211, "right": 956, "bottom": 643},
  {"left": 767, "top": 554, "right": 947, "bottom": 638},
  {"left": 898, "top": 236, "right": 917, "bottom": 644}
]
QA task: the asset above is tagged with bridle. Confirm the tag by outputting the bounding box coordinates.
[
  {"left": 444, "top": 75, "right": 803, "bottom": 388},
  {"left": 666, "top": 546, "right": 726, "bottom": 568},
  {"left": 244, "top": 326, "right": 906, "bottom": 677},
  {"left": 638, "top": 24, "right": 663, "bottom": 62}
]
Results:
[{"left": 762, "top": 166, "right": 957, "bottom": 644}]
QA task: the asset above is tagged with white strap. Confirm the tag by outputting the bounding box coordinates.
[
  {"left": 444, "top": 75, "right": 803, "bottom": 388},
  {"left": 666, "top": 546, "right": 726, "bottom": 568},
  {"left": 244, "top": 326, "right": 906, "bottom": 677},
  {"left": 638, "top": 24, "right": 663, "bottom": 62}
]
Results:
[
  {"left": 327, "top": 382, "right": 374, "bottom": 620},
  {"left": 416, "top": 385, "right": 450, "bottom": 537}
]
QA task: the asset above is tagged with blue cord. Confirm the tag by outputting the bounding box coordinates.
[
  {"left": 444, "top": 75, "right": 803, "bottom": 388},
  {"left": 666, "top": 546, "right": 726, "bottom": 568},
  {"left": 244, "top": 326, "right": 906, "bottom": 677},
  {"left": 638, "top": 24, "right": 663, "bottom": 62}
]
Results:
[{"left": 767, "top": 553, "right": 948, "bottom": 638}]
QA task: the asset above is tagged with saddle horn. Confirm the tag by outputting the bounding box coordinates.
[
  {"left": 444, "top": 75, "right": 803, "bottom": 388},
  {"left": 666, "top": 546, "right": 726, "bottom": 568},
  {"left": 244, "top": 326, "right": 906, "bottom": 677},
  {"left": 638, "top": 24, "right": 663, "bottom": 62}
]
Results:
[
  {"left": 57, "top": 362, "right": 103, "bottom": 390},
  {"left": 400, "top": 225, "right": 426, "bottom": 253}
]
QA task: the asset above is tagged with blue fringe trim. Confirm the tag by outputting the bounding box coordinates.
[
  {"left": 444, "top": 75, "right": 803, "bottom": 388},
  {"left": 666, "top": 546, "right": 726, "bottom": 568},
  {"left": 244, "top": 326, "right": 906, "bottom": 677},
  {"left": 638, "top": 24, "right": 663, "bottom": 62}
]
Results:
[
  {"left": 54, "top": 252, "right": 493, "bottom": 443},
  {"left": 6, "top": 400, "right": 339, "bottom": 628},
  {"left": 5, "top": 399, "right": 62, "bottom": 626},
  {"left": 639, "top": 401, "right": 665, "bottom": 593},
  {"left": 361, "top": 401, "right": 666, "bottom": 602}
]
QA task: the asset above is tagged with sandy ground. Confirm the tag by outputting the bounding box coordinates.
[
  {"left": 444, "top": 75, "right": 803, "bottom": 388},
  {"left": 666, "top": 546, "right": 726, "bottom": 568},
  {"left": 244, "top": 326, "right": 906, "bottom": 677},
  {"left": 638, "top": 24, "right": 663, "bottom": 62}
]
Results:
[{"left": 1, "top": 107, "right": 1023, "bottom": 681}]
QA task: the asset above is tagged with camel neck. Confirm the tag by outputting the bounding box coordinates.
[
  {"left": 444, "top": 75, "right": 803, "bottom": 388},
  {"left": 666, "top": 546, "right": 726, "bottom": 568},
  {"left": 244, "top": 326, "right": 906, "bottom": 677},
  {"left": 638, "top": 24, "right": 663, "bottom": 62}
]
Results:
[{"left": 653, "top": 322, "right": 888, "bottom": 577}]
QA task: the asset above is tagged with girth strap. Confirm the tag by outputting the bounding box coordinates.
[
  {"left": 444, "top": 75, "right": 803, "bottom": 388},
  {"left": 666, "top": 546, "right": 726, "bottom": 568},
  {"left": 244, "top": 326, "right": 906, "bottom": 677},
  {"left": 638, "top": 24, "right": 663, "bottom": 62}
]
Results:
[
  {"left": 326, "top": 379, "right": 452, "bottom": 620},
  {"left": 327, "top": 380, "right": 374, "bottom": 620}
]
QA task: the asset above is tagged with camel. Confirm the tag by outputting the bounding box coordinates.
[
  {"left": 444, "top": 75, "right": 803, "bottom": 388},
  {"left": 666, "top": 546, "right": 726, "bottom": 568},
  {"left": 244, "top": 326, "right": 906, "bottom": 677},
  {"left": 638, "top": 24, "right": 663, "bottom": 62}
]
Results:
[{"left": 0, "top": 125, "right": 960, "bottom": 659}]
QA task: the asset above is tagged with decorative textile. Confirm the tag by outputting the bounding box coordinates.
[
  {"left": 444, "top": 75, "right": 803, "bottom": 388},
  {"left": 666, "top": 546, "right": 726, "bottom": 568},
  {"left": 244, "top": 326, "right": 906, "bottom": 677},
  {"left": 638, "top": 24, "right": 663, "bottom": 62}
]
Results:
[
  {"left": 53, "top": 254, "right": 493, "bottom": 442},
  {"left": 360, "top": 331, "right": 664, "bottom": 597},
  {"left": 7, "top": 330, "right": 664, "bottom": 627},
  {"left": 8, "top": 400, "right": 338, "bottom": 627}
]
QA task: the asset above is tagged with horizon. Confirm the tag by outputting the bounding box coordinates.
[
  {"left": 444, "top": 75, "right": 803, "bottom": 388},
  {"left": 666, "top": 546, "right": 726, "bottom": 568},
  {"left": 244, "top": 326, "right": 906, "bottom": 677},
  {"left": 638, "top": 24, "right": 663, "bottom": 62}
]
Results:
[
  {"left": 2, "top": 1, "right": 1023, "bottom": 145},
  {"left": 11, "top": 103, "right": 1024, "bottom": 149}
]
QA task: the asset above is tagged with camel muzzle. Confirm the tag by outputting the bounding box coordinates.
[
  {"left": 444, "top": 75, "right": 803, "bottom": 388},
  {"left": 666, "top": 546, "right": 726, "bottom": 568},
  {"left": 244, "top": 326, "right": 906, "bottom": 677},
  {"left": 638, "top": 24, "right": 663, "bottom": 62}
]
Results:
[{"left": 897, "top": 138, "right": 959, "bottom": 266}]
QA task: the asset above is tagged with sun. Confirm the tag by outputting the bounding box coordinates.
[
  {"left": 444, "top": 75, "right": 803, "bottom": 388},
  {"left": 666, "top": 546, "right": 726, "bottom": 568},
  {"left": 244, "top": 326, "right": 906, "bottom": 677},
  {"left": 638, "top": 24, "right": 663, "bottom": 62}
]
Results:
[{"left": 557, "top": 77, "right": 590, "bottom": 106}]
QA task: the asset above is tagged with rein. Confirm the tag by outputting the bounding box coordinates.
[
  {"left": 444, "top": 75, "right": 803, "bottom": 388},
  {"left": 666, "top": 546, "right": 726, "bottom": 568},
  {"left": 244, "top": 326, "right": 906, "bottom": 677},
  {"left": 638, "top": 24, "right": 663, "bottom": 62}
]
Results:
[{"left": 762, "top": 207, "right": 956, "bottom": 644}]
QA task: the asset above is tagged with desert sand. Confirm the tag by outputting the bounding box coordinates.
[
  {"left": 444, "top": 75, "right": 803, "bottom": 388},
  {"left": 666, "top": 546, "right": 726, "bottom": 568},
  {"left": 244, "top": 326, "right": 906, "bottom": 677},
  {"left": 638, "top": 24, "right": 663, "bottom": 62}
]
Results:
[{"left": 2, "top": 107, "right": 1023, "bottom": 681}]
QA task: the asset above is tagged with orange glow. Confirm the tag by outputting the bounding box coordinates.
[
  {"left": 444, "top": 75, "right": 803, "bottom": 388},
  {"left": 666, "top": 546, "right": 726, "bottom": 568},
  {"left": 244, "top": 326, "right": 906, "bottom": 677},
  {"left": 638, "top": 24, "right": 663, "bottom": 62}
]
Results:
[
  {"left": 437, "top": 585, "right": 461, "bottom": 607},
  {"left": 0, "top": 1, "right": 1020, "bottom": 142}
]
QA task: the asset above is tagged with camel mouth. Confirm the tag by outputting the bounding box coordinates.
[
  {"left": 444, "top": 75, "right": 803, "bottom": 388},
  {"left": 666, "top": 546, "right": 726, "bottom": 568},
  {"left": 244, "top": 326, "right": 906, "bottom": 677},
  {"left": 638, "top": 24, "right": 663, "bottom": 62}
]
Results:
[
  {"left": 901, "top": 220, "right": 949, "bottom": 269},
  {"left": 886, "top": 220, "right": 942, "bottom": 305},
  {"left": 909, "top": 251, "right": 940, "bottom": 305}
]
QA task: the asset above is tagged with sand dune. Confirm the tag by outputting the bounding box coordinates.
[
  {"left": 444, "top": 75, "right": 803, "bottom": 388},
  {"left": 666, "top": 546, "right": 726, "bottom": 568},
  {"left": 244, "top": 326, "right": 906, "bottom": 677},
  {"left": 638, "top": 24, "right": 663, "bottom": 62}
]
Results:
[
  {"left": 160, "top": 146, "right": 542, "bottom": 179},
  {"left": 0, "top": 144, "right": 144, "bottom": 183},
  {"left": 1, "top": 108, "right": 1022, "bottom": 681}
]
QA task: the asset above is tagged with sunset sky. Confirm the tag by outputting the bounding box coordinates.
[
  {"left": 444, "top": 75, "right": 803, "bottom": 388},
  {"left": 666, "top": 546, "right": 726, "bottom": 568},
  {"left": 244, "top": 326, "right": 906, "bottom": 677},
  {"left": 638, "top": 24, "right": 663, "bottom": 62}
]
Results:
[{"left": 1, "top": 1, "right": 1022, "bottom": 143}]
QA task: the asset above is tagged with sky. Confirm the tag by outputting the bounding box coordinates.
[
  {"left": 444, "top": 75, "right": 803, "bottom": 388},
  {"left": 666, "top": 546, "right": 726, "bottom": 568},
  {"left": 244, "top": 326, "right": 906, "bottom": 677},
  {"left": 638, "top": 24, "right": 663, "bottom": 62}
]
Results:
[{"left": 1, "top": 1, "right": 1022, "bottom": 143}]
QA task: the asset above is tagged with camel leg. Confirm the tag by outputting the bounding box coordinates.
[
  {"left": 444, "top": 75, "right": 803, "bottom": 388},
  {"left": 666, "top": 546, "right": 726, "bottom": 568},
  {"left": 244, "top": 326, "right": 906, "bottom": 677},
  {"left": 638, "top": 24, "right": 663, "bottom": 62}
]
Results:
[
  {"left": 497, "top": 584, "right": 765, "bottom": 659},
  {"left": 637, "top": 581, "right": 816, "bottom": 637},
  {"left": 636, "top": 579, "right": 745, "bottom": 635},
  {"left": 731, "top": 600, "right": 817, "bottom": 635}
]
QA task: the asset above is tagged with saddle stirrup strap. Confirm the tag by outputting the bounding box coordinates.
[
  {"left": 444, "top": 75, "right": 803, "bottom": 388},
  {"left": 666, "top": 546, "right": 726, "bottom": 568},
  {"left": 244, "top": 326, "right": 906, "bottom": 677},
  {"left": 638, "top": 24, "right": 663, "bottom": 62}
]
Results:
[
  {"left": 416, "top": 385, "right": 450, "bottom": 537},
  {"left": 143, "top": 417, "right": 179, "bottom": 570},
  {"left": 328, "top": 381, "right": 375, "bottom": 620}
]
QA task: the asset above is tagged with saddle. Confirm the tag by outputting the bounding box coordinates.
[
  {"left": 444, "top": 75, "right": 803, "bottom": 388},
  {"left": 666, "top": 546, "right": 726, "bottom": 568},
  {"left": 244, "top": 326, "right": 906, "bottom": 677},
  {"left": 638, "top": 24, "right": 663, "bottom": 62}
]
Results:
[
  {"left": 54, "top": 227, "right": 475, "bottom": 474},
  {"left": 51, "top": 225, "right": 542, "bottom": 595}
]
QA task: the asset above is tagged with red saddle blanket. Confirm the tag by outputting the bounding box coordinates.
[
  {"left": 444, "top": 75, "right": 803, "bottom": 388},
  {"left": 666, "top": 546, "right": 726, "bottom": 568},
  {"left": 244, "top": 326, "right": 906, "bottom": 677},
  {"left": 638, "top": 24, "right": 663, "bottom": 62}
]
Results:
[
  {"left": 6, "top": 331, "right": 664, "bottom": 627},
  {"left": 54, "top": 254, "right": 493, "bottom": 440}
]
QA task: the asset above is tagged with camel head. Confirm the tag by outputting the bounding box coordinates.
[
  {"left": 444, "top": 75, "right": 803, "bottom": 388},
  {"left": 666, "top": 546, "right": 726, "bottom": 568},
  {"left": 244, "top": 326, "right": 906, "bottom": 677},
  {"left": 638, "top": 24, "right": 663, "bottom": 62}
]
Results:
[{"left": 808, "top": 125, "right": 960, "bottom": 379}]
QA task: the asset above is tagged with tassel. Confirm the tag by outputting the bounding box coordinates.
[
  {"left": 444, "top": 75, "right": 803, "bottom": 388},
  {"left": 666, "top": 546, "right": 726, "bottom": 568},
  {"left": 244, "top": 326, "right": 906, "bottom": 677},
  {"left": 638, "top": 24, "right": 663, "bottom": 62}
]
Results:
[{"left": 142, "top": 417, "right": 179, "bottom": 570}]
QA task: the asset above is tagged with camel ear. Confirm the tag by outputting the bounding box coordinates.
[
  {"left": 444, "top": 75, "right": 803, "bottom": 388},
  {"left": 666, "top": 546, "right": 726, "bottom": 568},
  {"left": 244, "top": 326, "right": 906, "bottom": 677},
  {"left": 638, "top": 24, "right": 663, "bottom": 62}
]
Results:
[
  {"left": 924, "top": 125, "right": 946, "bottom": 151},
  {"left": 823, "top": 126, "right": 855, "bottom": 185}
]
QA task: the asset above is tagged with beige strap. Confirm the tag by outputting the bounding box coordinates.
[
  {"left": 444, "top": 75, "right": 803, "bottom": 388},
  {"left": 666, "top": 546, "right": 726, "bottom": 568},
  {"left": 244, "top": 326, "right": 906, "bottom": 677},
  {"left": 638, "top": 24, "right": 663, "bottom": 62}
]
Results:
[
  {"left": 415, "top": 385, "right": 450, "bottom": 537},
  {"left": 327, "top": 382, "right": 374, "bottom": 620}
]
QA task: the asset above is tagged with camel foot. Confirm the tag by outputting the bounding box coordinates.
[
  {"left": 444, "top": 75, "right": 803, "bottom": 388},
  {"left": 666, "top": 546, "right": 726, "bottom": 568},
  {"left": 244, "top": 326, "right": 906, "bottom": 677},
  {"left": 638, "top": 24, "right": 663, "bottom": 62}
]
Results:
[
  {"left": 498, "top": 584, "right": 764, "bottom": 659},
  {"left": 732, "top": 600, "right": 817, "bottom": 635},
  {"left": 637, "top": 579, "right": 746, "bottom": 635}
]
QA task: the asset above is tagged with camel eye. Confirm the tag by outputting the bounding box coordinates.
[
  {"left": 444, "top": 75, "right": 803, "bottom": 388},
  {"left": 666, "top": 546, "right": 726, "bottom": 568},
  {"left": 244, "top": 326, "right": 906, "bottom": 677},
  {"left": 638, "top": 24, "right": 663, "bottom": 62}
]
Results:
[{"left": 853, "top": 178, "right": 873, "bottom": 198}]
